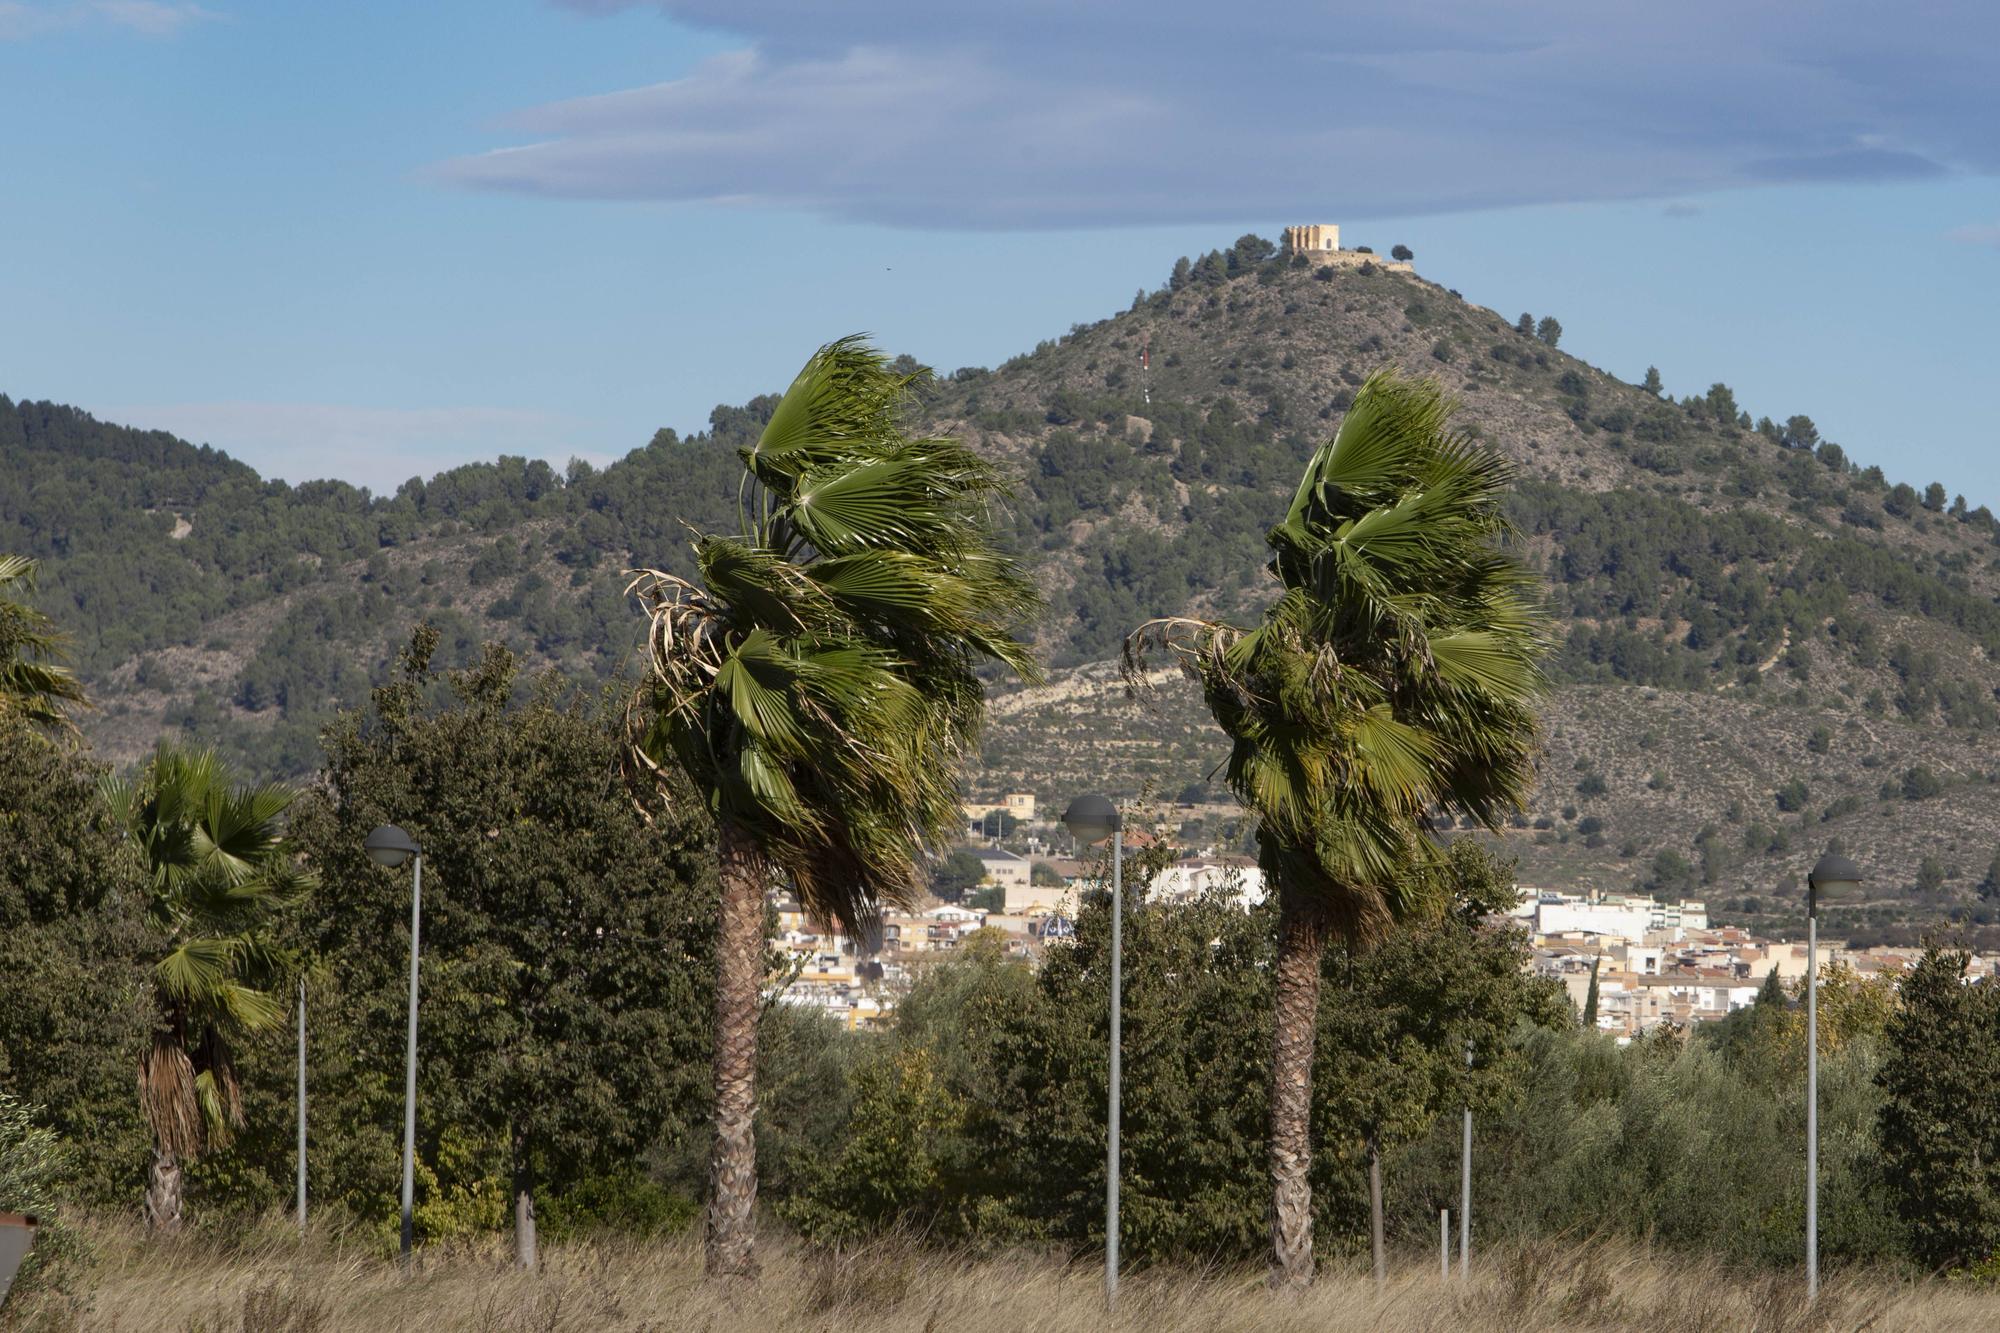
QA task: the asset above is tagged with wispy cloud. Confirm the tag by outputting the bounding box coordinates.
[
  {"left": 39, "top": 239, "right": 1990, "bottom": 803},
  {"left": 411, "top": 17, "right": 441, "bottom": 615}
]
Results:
[
  {"left": 98, "top": 401, "right": 598, "bottom": 491},
  {"left": 0, "top": 0, "right": 211, "bottom": 39},
  {"left": 431, "top": 1, "right": 2000, "bottom": 229},
  {"left": 1948, "top": 222, "right": 2000, "bottom": 249},
  {"left": 1662, "top": 202, "right": 1702, "bottom": 219}
]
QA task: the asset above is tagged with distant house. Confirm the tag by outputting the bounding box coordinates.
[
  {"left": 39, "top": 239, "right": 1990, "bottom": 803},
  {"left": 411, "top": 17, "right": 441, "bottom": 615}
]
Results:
[
  {"left": 973, "top": 847, "right": 1032, "bottom": 893},
  {"left": 1151, "top": 852, "right": 1265, "bottom": 908}
]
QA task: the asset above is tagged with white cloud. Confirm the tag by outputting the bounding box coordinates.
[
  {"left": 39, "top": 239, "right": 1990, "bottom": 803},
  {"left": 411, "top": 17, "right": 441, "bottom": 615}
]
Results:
[
  {"left": 97, "top": 401, "right": 594, "bottom": 491},
  {"left": 432, "top": 0, "right": 1998, "bottom": 229},
  {"left": 0, "top": 0, "right": 210, "bottom": 39},
  {"left": 1948, "top": 222, "right": 2000, "bottom": 249}
]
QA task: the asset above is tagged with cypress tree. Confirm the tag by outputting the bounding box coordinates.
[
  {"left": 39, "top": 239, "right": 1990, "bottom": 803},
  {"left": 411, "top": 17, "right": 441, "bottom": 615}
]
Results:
[
  {"left": 1876, "top": 947, "right": 2000, "bottom": 1270},
  {"left": 1581, "top": 956, "right": 1601, "bottom": 1027}
]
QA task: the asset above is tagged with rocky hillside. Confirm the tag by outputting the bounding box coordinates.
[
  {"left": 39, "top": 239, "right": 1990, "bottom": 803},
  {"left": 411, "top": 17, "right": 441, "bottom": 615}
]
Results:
[{"left": 8, "top": 236, "right": 2000, "bottom": 940}]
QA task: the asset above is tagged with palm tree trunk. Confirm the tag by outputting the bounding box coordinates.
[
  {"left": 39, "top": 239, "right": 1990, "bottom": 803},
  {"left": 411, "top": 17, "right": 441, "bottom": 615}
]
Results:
[
  {"left": 706, "top": 823, "right": 765, "bottom": 1279},
  {"left": 145, "top": 1151, "right": 184, "bottom": 1233},
  {"left": 1269, "top": 895, "right": 1328, "bottom": 1289}
]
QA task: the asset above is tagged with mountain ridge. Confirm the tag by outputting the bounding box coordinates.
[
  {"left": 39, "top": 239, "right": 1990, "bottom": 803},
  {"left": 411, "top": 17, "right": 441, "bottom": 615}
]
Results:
[{"left": 8, "top": 236, "right": 2000, "bottom": 940}]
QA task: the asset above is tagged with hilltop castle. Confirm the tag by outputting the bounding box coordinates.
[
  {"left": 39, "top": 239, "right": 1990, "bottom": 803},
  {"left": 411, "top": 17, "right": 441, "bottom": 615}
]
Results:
[{"left": 1281, "top": 223, "right": 1412, "bottom": 271}]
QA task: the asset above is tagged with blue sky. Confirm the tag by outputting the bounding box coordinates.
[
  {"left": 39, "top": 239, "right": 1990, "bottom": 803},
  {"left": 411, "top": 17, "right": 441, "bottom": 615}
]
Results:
[{"left": 3, "top": 0, "right": 1997, "bottom": 503}]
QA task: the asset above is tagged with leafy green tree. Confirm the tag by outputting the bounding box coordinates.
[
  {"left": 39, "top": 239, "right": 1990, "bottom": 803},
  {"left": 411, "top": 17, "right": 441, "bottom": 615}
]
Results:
[
  {"left": 102, "top": 746, "right": 311, "bottom": 1232},
  {"left": 1640, "top": 366, "right": 1663, "bottom": 396},
  {"left": 930, "top": 849, "right": 987, "bottom": 902},
  {"left": 286, "top": 629, "right": 715, "bottom": 1262},
  {"left": 1581, "top": 958, "right": 1600, "bottom": 1027},
  {"left": 1515, "top": 313, "right": 1535, "bottom": 336},
  {"left": 1916, "top": 857, "right": 1946, "bottom": 894},
  {"left": 0, "top": 1090, "right": 85, "bottom": 1302},
  {"left": 1129, "top": 371, "right": 1544, "bottom": 1286},
  {"left": 1390, "top": 244, "right": 1413, "bottom": 262},
  {"left": 1781, "top": 415, "right": 1820, "bottom": 451},
  {"left": 1227, "top": 233, "right": 1277, "bottom": 272},
  {"left": 0, "top": 556, "right": 86, "bottom": 739},
  {"left": 1775, "top": 778, "right": 1810, "bottom": 812},
  {"left": 0, "top": 722, "right": 150, "bottom": 1206},
  {"left": 626, "top": 337, "right": 1041, "bottom": 1277},
  {"left": 1877, "top": 948, "right": 2000, "bottom": 1270},
  {"left": 1536, "top": 316, "right": 1563, "bottom": 347},
  {"left": 1923, "top": 482, "right": 1947, "bottom": 512},
  {"left": 779, "top": 1046, "right": 960, "bottom": 1242}
]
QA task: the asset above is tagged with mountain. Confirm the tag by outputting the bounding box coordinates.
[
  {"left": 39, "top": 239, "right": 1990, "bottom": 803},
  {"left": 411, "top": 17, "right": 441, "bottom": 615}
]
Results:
[{"left": 8, "top": 233, "right": 2000, "bottom": 943}]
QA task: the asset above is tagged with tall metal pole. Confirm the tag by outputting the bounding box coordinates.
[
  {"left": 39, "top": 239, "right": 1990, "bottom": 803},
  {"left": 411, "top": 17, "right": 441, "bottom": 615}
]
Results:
[
  {"left": 1107, "top": 828, "right": 1122, "bottom": 1310},
  {"left": 1807, "top": 904, "right": 1819, "bottom": 1303},
  {"left": 1441, "top": 1209, "right": 1450, "bottom": 1281},
  {"left": 296, "top": 977, "right": 307, "bottom": 1231},
  {"left": 1460, "top": 1041, "right": 1472, "bottom": 1277},
  {"left": 401, "top": 853, "right": 423, "bottom": 1263}
]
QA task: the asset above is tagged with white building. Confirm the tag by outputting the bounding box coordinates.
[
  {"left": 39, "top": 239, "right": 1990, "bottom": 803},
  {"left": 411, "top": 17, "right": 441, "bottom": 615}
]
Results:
[{"left": 1150, "top": 853, "right": 1266, "bottom": 908}]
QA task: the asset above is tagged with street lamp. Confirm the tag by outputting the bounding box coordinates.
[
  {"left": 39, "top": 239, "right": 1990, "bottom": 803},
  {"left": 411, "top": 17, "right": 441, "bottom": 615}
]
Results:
[
  {"left": 1805, "top": 849, "right": 1862, "bottom": 1303},
  {"left": 365, "top": 824, "right": 423, "bottom": 1263},
  {"left": 1062, "top": 794, "right": 1122, "bottom": 1310},
  {"left": 296, "top": 976, "right": 306, "bottom": 1232}
]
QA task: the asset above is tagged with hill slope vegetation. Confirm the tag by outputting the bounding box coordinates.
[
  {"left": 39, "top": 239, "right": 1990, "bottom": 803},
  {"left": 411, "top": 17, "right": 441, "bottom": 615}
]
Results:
[{"left": 8, "top": 235, "right": 2000, "bottom": 938}]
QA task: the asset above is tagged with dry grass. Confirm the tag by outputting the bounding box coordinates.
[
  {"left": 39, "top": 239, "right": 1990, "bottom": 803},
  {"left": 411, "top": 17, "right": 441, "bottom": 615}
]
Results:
[{"left": 8, "top": 1217, "right": 1997, "bottom": 1333}]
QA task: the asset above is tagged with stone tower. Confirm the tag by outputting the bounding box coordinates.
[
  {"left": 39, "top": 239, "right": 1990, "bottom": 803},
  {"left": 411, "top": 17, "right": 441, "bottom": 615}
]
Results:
[
  {"left": 1281, "top": 223, "right": 1412, "bottom": 271},
  {"left": 1283, "top": 223, "right": 1340, "bottom": 255}
]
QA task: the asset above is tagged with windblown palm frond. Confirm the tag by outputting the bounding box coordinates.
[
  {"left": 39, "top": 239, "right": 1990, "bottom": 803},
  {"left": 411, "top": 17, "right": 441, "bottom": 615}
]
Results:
[
  {"left": 0, "top": 555, "right": 88, "bottom": 739},
  {"left": 629, "top": 336, "right": 1043, "bottom": 937},
  {"left": 110, "top": 743, "right": 311, "bottom": 1164},
  {"left": 1127, "top": 369, "right": 1547, "bottom": 945}
]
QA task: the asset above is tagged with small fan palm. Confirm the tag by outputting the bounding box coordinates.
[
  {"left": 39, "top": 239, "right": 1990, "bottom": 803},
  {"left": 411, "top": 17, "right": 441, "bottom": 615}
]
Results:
[
  {"left": 0, "top": 555, "right": 87, "bottom": 739},
  {"left": 1127, "top": 370, "right": 1546, "bottom": 1287},
  {"left": 103, "top": 745, "right": 312, "bottom": 1233},
  {"left": 628, "top": 336, "right": 1041, "bottom": 1278}
]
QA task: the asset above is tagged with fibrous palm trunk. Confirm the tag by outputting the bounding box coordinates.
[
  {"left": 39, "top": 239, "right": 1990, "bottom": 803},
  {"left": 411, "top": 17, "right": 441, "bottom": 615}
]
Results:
[
  {"left": 1269, "top": 895, "right": 1328, "bottom": 1288},
  {"left": 705, "top": 824, "right": 765, "bottom": 1279},
  {"left": 145, "top": 1151, "right": 184, "bottom": 1233}
]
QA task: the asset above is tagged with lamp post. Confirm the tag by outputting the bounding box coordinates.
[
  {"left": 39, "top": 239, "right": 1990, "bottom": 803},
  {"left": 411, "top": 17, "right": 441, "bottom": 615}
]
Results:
[
  {"left": 365, "top": 824, "right": 423, "bottom": 1263},
  {"left": 1063, "top": 794, "right": 1122, "bottom": 1310},
  {"left": 1804, "top": 849, "right": 1862, "bottom": 1303},
  {"left": 1460, "top": 1040, "right": 1472, "bottom": 1277},
  {"left": 296, "top": 976, "right": 307, "bottom": 1232}
]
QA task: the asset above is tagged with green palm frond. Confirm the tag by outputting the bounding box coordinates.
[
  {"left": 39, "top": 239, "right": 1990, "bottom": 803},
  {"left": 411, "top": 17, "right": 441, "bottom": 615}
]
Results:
[
  {"left": 0, "top": 555, "right": 88, "bottom": 739},
  {"left": 1128, "top": 370, "right": 1545, "bottom": 946},
  {"left": 631, "top": 337, "right": 1042, "bottom": 935}
]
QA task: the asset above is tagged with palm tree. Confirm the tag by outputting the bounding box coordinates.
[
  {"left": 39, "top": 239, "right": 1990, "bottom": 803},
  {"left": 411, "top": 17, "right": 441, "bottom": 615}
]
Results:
[
  {"left": 104, "top": 745, "right": 312, "bottom": 1232},
  {"left": 0, "top": 555, "right": 87, "bottom": 738},
  {"left": 1127, "top": 371, "right": 1545, "bottom": 1287},
  {"left": 627, "top": 336, "right": 1041, "bottom": 1278}
]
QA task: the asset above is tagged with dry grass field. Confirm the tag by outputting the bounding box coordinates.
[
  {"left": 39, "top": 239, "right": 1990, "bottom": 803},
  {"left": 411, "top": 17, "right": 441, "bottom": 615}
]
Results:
[{"left": 7, "top": 1217, "right": 1999, "bottom": 1333}]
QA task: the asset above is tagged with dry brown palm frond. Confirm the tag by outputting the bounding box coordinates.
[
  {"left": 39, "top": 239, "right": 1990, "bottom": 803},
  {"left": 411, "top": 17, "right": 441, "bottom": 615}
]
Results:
[
  {"left": 138, "top": 1034, "right": 201, "bottom": 1159},
  {"left": 1123, "top": 616, "right": 1244, "bottom": 692}
]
